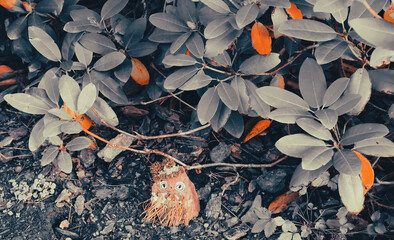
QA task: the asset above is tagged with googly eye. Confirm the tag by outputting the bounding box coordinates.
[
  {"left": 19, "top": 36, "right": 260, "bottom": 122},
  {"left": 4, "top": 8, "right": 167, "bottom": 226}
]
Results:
[
  {"left": 159, "top": 181, "right": 168, "bottom": 189},
  {"left": 175, "top": 182, "right": 185, "bottom": 191}
]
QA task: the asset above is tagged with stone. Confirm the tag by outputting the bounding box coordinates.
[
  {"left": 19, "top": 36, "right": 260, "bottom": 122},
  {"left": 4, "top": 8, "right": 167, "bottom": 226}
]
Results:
[
  {"left": 256, "top": 169, "right": 287, "bottom": 193},
  {"left": 205, "top": 193, "right": 223, "bottom": 219},
  {"left": 210, "top": 142, "right": 231, "bottom": 163}
]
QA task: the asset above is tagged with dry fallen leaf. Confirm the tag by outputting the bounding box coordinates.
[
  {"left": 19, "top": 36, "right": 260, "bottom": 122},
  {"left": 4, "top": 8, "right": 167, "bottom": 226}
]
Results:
[
  {"left": 354, "top": 150, "right": 374, "bottom": 195},
  {"left": 130, "top": 57, "right": 150, "bottom": 86},
  {"left": 383, "top": 3, "right": 394, "bottom": 24},
  {"left": 268, "top": 191, "right": 299, "bottom": 214},
  {"left": 251, "top": 22, "right": 272, "bottom": 55},
  {"left": 243, "top": 119, "right": 272, "bottom": 142},
  {"left": 0, "top": 0, "right": 16, "bottom": 9},
  {"left": 285, "top": 3, "right": 303, "bottom": 20}
]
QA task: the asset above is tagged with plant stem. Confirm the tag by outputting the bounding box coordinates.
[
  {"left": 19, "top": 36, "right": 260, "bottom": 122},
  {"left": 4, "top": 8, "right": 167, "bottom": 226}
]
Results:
[{"left": 362, "top": 0, "right": 382, "bottom": 19}]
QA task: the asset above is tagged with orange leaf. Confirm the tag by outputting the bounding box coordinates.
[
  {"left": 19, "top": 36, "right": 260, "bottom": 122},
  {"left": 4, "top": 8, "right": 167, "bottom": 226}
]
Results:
[
  {"left": 285, "top": 3, "right": 303, "bottom": 20},
  {"left": 87, "top": 138, "right": 97, "bottom": 150},
  {"left": 61, "top": 104, "right": 93, "bottom": 130},
  {"left": 251, "top": 22, "right": 272, "bottom": 55},
  {"left": 186, "top": 49, "right": 190, "bottom": 56},
  {"left": 0, "top": 65, "right": 13, "bottom": 74},
  {"left": 22, "top": 1, "right": 32, "bottom": 12},
  {"left": 130, "top": 57, "right": 150, "bottom": 86},
  {"left": 271, "top": 75, "right": 285, "bottom": 89},
  {"left": 354, "top": 150, "right": 374, "bottom": 195},
  {"left": 0, "top": 79, "right": 17, "bottom": 86},
  {"left": 0, "top": 0, "right": 16, "bottom": 9},
  {"left": 383, "top": 3, "right": 394, "bottom": 24},
  {"left": 243, "top": 119, "right": 272, "bottom": 142},
  {"left": 268, "top": 192, "right": 299, "bottom": 214}
]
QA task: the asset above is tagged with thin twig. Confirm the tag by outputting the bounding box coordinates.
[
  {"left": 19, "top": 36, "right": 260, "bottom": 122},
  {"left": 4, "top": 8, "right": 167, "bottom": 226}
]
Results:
[
  {"left": 134, "top": 123, "right": 211, "bottom": 140},
  {"left": 166, "top": 90, "right": 196, "bottom": 110},
  {"left": 186, "top": 156, "right": 288, "bottom": 170},
  {"left": 362, "top": 0, "right": 382, "bottom": 19},
  {"left": 140, "top": 91, "right": 184, "bottom": 105}
]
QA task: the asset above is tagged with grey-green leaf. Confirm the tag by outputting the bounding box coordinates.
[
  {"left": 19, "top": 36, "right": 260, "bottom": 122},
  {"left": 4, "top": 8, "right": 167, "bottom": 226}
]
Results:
[
  {"left": 66, "top": 136, "right": 92, "bottom": 151},
  {"left": 48, "top": 108, "right": 72, "bottom": 120},
  {"left": 4, "top": 93, "right": 52, "bottom": 115},
  {"left": 315, "top": 38, "right": 348, "bottom": 65},
  {"left": 349, "top": 18, "right": 394, "bottom": 50},
  {"left": 59, "top": 75, "right": 81, "bottom": 112},
  {"left": 57, "top": 151, "right": 72, "bottom": 173},
  {"left": 314, "top": 109, "right": 338, "bottom": 130},
  {"left": 218, "top": 82, "right": 239, "bottom": 110},
  {"left": 341, "top": 123, "right": 389, "bottom": 146},
  {"left": 79, "top": 33, "right": 117, "bottom": 55},
  {"left": 236, "top": 4, "right": 259, "bottom": 29},
  {"left": 28, "top": 118, "right": 46, "bottom": 152},
  {"left": 239, "top": 53, "right": 281, "bottom": 74},
  {"left": 333, "top": 149, "right": 362, "bottom": 176},
  {"left": 38, "top": 68, "right": 60, "bottom": 104},
  {"left": 101, "top": 0, "right": 128, "bottom": 20},
  {"left": 28, "top": 26, "right": 61, "bottom": 62},
  {"left": 197, "top": 87, "right": 220, "bottom": 124},
  {"left": 224, "top": 111, "right": 244, "bottom": 138},
  {"left": 41, "top": 146, "right": 59, "bottom": 166},
  {"left": 211, "top": 102, "right": 231, "bottom": 132},
  {"left": 75, "top": 43, "right": 92, "bottom": 67},
  {"left": 94, "top": 52, "right": 125, "bottom": 71},
  {"left": 354, "top": 138, "right": 394, "bottom": 157},
  {"left": 278, "top": 19, "right": 337, "bottom": 41},
  {"left": 323, "top": 77, "right": 350, "bottom": 107},
  {"left": 60, "top": 121, "right": 83, "bottom": 134},
  {"left": 302, "top": 146, "right": 334, "bottom": 170},
  {"left": 163, "top": 66, "right": 199, "bottom": 90},
  {"left": 299, "top": 58, "right": 326, "bottom": 108},
  {"left": 77, "top": 83, "right": 97, "bottom": 114},
  {"left": 162, "top": 54, "right": 197, "bottom": 66},
  {"left": 344, "top": 68, "right": 371, "bottom": 116},
  {"left": 98, "top": 77, "right": 128, "bottom": 104},
  {"left": 185, "top": 32, "right": 205, "bottom": 58},
  {"left": 296, "top": 118, "right": 333, "bottom": 140},
  {"left": 200, "top": 0, "right": 231, "bottom": 14},
  {"left": 328, "top": 94, "right": 361, "bottom": 116},
  {"left": 149, "top": 13, "right": 188, "bottom": 32},
  {"left": 256, "top": 86, "right": 309, "bottom": 110},
  {"left": 204, "top": 17, "right": 232, "bottom": 39},
  {"left": 179, "top": 70, "right": 212, "bottom": 91},
  {"left": 89, "top": 97, "right": 119, "bottom": 126},
  {"left": 275, "top": 134, "right": 326, "bottom": 158},
  {"left": 268, "top": 108, "right": 311, "bottom": 124},
  {"left": 368, "top": 69, "right": 394, "bottom": 94}
]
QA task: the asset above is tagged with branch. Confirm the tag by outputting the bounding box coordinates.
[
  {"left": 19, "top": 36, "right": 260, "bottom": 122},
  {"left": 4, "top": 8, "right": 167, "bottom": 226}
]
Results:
[{"left": 362, "top": 0, "right": 382, "bottom": 19}]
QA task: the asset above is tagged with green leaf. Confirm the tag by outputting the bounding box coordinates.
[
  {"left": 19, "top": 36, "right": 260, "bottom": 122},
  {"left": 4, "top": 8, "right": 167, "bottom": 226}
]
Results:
[
  {"left": 256, "top": 86, "right": 309, "bottom": 110},
  {"left": 278, "top": 19, "right": 337, "bottom": 41},
  {"left": 101, "top": 0, "right": 128, "bottom": 20},
  {"left": 177, "top": 0, "right": 197, "bottom": 23},
  {"left": 268, "top": 108, "right": 311, "bottom": 124},
  {"left": 74, "top": 43, "right": 92, "bottom": 67},
  {"left": 79, "top": 33, "right": 117, "bottom": 55},
  {"left": 275, "top": 133, "right": 326, "bottom": 158},
  {"left": 204, "top": 17, "right": 232, "bottom": 39},
  {"left": 41, "top": 146, "right": 59, "bottom": 166},
  {"left": 261, "top": 0, "right": 290, "bottom": 8},
  {"left": 94, "top": 52, "right": 126, "bottom": 71},
  {"left": 38, "top": 68, "right": 60, "bottom": 104},
  {"left": 349, "top": 0, "right": 387, "bottom": 20},
  {"left": 179, "top": 70, "right": 212, "bottom": 91},
  {"left": 344, "top": 68, "right": 371, "bottom": 115},
  {"left": 43, "top": 120, "right": 66, "bottom": 137},
  {"left": 163, "top": 66, "right": 199, "bottom": 90},
  {"left": 323, "top": 77, "right": 350, "bottom": 107},
  {"left": 314, "top": 109, "right": 338, "bottom": 130},
  {"left": 245, "top": 81, "right": 270, "bottom": 118},
  {"left": 205, "top": 29, "right": 242, "bottom": 57},
  {"left": 239, "top": 53, "right": 281, "bottom": 74},
  {"left": 57, "top": 150, "right": 72, "bottom": 173},
  {"left": 218, "top": 82, "right": 239, "bottom": 110},
  {"left": 369, "top": 48, "right": 394, "bottom": 68},
  {"left": 328, "top": 94, "right": 361, "bottom": 116},
  {"left": 236, "top": 4, "right": 259, "bottom": 29},
  {"left": 124, "top": 17, "right": 147, "bottom": 49},
  {"left": 341, "top": 123, "right": 389, "bottom": 145},
  {"left": 368, "top": 69, "right": 394, "bottom": 94},
  {"left": 349, "top": 18, "right": 394, "bottom": 50},
  {"left": 332, "top": 7, "right": 349, "bottom": 23},
  {"left": 296, "top": 118, "right": 333, "bottom": 140},
  {"left": 290, "top": 163, "right": 332, "bottom": 188},
  {"left": 28, "top": 118, "right": 46, "bottom": 152},
  {"left": 149, "top": 13, "right": 188, "bottom": 32},
  {"left": 389, "top": 103, "right": 394, "bottom": 119},
  {"left": 333, "top": 149, "right": 362, "bottom": 176},
  {"left": 66, "top": 136, "right": 92, "bottom": 151},
  {"left": 28, "top": 26, "right": 61, "bottom": 62},
  {"left": 224, "top": 111, "right": 244, "bottom": 138},
  {"left": 4, "top": 93, "right": 52, "bottom": 115},
  {"left": 114, "top": 58, "right": 132, "bottom": 83},
  {"left": 299, "top": 58, "right": 327, "bottom": 108},
  {"left": 7, "top": 17, "right": 28, "bottom": 40},
  {"left": 313, "top": 0, "right": 349, "bottom": 13},
  {"left": 77, "top": 83, "right": 97, "bottom": 114},
  {"left": 60, "top": 121, "right": 83, "bottom": 134},
  {"left": 162, "top": 54, "right": 197, "bottom": 66},
  {"left": 149, "top": 28, "right": 183, "bottom": 43},
  {"left": 197, "top": 87, "right": 220, "bottom": 124},
  {"left": 59, "top": 75, "right": 81, "bottom": 112},
  {"left": 302, "top": 147, "right": 334, "bottom": 170},
  {"left": 200, "top": 0, "right": 231, "bottom": 14},
  {"left": 315, "top": 38, "right": 349, "bottom": 65},
  {"left": 338, "top": 173, "right": 364, "bottom": 213},
  {"left": 271, "top": 7, "right": 287, "bottom": 38},
  {"left": 127, "top": 41, "right": 158, "bottom": 58},
  {"left": 64, "top": 20, "right": 101, "bottom": 33},
  {"left": 185, "top": 32, "right": 205, "bottom": 58},
  {"left": 354, "top": 137, "right": 394, "bottom": 157},
  {"left": 35, "top": 0, "right": 64, "bottom": 15}
]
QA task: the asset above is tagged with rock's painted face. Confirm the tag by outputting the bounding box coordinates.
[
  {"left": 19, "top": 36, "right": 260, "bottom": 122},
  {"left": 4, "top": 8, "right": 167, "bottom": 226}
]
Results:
[{"left": 142, "top": 159, "right": 200, "bottom": 226}]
